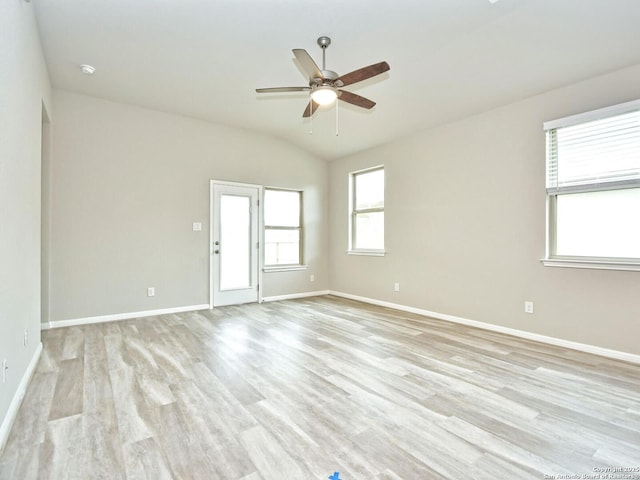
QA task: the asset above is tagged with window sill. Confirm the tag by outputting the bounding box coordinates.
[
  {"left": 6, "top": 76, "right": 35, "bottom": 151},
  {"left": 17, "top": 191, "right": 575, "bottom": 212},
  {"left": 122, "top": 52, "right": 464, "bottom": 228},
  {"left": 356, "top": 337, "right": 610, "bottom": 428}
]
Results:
[
  {"left": 541, "top": 258, "right": 640, "bottom": 272},
  {"left": 347, "top": 250, "right": 386, "bottom": 257},
  {"left": 263, "top": 265, "right": 308, "bottom": 273}
]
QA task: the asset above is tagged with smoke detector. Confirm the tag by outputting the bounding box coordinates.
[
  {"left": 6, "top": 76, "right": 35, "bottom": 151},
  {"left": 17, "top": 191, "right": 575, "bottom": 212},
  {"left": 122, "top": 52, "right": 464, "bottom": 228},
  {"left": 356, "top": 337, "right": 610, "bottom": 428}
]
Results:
[{"left": 80, "top": 64, "right": 96, "bottom": 75}]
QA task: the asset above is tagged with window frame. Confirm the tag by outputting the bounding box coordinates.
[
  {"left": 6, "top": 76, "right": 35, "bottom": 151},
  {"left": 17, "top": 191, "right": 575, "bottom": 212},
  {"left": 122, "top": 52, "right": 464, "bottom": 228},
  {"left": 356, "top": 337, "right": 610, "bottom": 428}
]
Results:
[
  {"left": 542, "top": 99, "right": 640, "bottom": 271},
  {"left": 348, "top": 165, "right": 385, "bottom": 256},
  {"left": 263, "top": 187, "right": 305, "bottom": 271}
]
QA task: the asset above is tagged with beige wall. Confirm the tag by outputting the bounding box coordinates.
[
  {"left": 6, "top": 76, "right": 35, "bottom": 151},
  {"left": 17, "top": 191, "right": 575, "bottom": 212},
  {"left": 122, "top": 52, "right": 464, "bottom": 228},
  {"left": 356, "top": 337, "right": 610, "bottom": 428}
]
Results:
[
  {"left": 0, "top": 0, "right": 51, "bottom": 440},
  {"left": 329, "top": 64, "right": 640, "bottom": 356},
  {"left": 50, "top": 90, "right": 328, "bottom": 321}
]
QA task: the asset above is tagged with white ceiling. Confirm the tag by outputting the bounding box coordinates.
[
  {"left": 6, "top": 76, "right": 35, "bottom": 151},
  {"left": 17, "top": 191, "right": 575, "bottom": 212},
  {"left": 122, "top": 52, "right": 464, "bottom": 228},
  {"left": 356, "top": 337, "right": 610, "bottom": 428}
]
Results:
[{"left": 34, "top": 0, "right": 640, "bottom": 160}]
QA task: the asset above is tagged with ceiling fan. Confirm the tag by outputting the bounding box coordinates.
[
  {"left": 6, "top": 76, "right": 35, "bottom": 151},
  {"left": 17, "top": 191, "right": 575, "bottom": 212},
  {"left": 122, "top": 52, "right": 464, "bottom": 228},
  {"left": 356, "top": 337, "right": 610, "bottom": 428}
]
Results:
[{"left": 256, "top": 36, "right": 390, "bottom": 117}]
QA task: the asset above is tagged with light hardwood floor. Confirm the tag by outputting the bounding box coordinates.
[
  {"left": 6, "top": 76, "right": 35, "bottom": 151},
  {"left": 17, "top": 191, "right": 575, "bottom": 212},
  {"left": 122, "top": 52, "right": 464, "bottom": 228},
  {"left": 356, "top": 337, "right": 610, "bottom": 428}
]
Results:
[{"left": 1, "top": 295, "right": 639, "bottom": 479}]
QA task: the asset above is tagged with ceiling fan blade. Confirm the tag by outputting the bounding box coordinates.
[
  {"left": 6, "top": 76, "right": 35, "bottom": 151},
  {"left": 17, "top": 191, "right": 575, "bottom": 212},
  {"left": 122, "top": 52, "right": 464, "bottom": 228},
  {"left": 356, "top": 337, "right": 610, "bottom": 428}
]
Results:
[
  {"left": 336, "top": 61, "right": 390, "bottom": 87},
  {"left": 293, "top": 49, "right": 323, "bottom": 81},
  {"left": 302, "top": 99, "right": 320, "bottom": 118},
  {"left": 338, "top": 90, "right": 376, "bottom": 109},
  {"left": 256, "top": 86, "right": 310, "bottom": 93}
]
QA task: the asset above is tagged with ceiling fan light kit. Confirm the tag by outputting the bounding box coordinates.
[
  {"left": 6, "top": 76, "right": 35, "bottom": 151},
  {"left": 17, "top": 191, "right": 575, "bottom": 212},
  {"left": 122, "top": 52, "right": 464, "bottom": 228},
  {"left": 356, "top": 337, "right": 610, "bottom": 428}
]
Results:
[
  {"left": 311, "top": 85, "right": 338, "bottom": 105},
  {"left": 256, "top": 36, "right": 390, "bottom": 119}
]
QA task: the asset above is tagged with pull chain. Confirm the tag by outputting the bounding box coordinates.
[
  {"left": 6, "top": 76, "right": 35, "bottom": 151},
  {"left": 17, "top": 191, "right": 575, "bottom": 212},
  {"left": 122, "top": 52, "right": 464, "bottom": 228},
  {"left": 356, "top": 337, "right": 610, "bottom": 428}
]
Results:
[
  {"left": 309, "top": 97, "right": 313, "bottom": 135},
  {"left": 335, "top": 96, "right": 339, "bottom": 136}
]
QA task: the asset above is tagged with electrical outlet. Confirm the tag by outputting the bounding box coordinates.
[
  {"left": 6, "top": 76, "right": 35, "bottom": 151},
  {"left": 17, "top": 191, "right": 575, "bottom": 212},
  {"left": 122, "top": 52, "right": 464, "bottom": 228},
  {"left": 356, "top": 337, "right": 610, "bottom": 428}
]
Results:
[
  {"left": 394, "top": 282, "right": 400, "bottom": 292},
  {"left": 310, "top": 274, "right": 315, "bottom": 282},
  {"left": 24, "top": 329, "right": 28, "bottom": 347},
  {"left": 525, "top": 301, "right": 534, "bottom": 314},
  {"left": 147, "top": 287, "right": 155, "bottom": 297},
  {"left": 192, "top": 222, "right": 202, "bottom": 231},
  {"left": 2, "top": 359, "right": 7, "bottom": 383}
]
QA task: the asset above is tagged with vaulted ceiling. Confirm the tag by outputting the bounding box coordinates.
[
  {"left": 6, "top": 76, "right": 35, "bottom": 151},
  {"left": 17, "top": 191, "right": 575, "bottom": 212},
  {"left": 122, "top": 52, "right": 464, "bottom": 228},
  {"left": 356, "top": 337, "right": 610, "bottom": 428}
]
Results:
[{"left": 34, "top": 0, "right": 640, "bottom": 160}]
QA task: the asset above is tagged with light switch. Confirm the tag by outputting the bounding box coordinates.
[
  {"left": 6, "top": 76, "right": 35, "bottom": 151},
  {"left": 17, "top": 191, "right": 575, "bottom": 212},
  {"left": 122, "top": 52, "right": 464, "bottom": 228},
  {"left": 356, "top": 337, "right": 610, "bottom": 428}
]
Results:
[{"left": 192, "top": 222, "right": 202, "bottom": 231}]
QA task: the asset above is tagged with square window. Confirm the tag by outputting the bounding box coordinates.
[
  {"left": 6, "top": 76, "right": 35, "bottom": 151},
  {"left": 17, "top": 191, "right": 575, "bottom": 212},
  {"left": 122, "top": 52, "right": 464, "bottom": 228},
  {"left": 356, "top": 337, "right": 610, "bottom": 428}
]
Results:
[{"left": 544, "top": 100, "right": 640, "bottom": 268}]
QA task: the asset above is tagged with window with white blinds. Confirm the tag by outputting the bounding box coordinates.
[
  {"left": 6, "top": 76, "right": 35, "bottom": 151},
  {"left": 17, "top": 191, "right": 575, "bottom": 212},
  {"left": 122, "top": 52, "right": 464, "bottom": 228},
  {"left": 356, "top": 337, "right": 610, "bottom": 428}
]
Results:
[{"left": 543, "top": 99, "right": 640, "bottom": 269}]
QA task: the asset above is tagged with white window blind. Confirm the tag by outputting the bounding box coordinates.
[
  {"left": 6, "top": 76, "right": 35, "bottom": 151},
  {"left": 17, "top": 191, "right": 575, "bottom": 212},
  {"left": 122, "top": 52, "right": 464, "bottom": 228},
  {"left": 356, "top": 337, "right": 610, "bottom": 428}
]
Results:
[{"left": 545, "top": 101, "right": 640, "bottom": 194}]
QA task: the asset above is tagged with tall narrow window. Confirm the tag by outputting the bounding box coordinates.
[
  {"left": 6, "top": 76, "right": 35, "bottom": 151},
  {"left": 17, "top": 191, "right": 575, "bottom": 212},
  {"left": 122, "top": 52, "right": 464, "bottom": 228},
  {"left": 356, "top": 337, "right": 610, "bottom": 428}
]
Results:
[
  {"left": 264, "top": 188, "right": 302, "bottom": 266},
  {"left": 350, "top": 166, "right": 385, "bottom": 253},
  {"left": 543, "top": 99, "right": 640, "bottom": 270}
]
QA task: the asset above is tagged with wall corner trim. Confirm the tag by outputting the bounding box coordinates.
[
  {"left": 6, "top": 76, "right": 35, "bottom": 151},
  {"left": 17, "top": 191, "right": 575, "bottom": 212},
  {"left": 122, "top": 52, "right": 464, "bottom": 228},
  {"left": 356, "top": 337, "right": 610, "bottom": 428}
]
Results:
[
  {"left": 261, "top": 290, "right": 330, "bottom": 303},
  {"left": 42, "top": 304, "right": 210, "bottom": 330},
  {"left": 0, "top": 342, "right": 43, "bottom": 453},
  {"left": 328, "top": 291, "right": 640, "bottom": 365}
]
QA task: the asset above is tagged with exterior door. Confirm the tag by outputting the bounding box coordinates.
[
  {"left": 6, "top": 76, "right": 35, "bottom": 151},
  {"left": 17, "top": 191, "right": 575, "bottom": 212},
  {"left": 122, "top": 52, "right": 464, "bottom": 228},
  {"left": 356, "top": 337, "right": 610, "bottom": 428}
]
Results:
[{"left": 211, "top": 182, "right": 260, "bottom": 307}]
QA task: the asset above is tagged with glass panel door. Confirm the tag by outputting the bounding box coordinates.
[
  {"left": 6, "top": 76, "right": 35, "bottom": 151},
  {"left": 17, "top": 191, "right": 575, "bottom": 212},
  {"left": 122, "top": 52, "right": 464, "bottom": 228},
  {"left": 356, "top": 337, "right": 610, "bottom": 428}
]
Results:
[{"left": 211, "top": 182, "right": 260, "bottom": 307}]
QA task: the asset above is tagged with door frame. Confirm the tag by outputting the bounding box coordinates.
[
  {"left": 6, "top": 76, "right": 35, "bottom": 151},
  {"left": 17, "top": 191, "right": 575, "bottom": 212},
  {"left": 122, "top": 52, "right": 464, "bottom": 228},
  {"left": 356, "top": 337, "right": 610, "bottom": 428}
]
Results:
[{"left": 209, "top": 180, "right": 263, "bottom": 308}]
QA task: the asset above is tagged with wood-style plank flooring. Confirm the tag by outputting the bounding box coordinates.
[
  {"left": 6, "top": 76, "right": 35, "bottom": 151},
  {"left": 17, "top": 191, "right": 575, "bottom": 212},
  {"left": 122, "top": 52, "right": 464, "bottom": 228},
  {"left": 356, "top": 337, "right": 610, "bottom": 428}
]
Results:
[{"left": 1, "top": 295, "right": 639, "bottom": 479}]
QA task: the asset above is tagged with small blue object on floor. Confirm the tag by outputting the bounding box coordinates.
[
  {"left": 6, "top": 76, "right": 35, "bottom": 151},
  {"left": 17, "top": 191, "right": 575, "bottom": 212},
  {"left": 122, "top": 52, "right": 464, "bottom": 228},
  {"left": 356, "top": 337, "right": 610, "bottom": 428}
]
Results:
[{"left": 328, "top": 472, "right": 341, "bottom": 480}]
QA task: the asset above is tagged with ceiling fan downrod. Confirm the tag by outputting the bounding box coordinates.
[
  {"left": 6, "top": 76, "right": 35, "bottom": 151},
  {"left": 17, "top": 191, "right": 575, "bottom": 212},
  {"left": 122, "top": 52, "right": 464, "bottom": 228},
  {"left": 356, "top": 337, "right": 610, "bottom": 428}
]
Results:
[{"left": 317, "top": 36, "right": 331, "bottom": 71}]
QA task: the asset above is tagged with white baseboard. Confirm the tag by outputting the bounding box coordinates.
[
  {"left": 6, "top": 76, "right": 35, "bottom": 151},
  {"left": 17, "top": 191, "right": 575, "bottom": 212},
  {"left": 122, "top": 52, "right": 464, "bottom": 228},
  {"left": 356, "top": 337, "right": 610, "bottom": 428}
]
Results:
[
  {"left": 261, "top": 290, "right": 330, "bottom": 303},
  {"left": 329, "top": 291, "right": 640, "bottom": 365},
  {"left": 42, "top": 304, "right": 210, "bottom": 330},
  {"left": 0, "top": 342, "right": 43, "bottom": 453}
]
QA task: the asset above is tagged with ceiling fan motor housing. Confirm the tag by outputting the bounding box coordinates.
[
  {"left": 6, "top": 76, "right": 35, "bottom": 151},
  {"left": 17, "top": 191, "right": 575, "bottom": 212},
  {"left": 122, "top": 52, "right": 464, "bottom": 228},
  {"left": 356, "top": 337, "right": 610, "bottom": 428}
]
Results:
[
  {"left": 321, "top": 70, "right": 339, "bottom": 81},
  {"left": 310, "top": 70, "right": 341, "bottom": 88}
]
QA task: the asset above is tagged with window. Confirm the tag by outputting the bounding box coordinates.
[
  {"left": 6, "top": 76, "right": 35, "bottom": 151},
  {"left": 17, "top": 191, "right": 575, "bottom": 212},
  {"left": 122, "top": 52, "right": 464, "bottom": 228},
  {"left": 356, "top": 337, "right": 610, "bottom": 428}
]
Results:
[
  {"left": 543, "top": 99, "right": 640, "bottom": 270},
  {"left": 349, "top": 166, "right": 384, "bottom": 254},
  {"left": 264, "top": 188, "right": 302, "bottom": 267}
]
